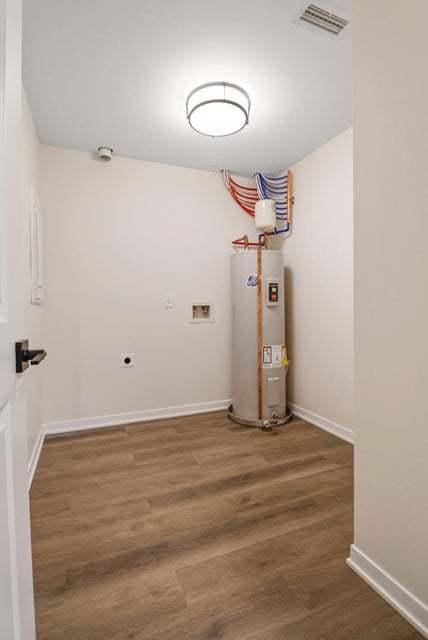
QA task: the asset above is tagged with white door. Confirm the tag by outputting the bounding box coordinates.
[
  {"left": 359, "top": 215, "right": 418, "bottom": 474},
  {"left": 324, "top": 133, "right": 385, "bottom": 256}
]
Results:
[{"left": 0, "top": 0, "right": 37, "bottom": 637}]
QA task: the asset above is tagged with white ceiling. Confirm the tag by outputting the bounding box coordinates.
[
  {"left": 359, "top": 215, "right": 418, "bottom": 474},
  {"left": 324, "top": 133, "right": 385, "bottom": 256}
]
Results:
[{"left": 23, "top": 0, "right": 352, "bottom": 175}]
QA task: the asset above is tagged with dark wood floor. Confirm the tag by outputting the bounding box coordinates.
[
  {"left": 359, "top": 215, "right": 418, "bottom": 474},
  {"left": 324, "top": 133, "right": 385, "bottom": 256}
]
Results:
[{"left": 31, "top": 412, "right": 421, "bottom": 640}]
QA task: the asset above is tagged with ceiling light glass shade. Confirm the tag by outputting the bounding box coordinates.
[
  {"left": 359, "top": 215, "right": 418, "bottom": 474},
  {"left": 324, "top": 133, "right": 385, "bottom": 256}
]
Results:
[{"left": 186, "top": 82, "right": 250, "bottom": 137}]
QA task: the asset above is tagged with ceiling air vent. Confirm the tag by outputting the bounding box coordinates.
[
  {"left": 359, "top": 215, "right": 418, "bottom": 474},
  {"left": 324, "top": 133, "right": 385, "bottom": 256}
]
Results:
[{"left": 299, "top": 4, "right": 349, "bottom": 35}]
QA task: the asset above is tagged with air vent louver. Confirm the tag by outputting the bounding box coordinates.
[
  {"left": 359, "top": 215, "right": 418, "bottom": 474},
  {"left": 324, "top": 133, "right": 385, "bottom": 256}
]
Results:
[{"left": 300, "top": 4, "right": 348, "bottom": 35}]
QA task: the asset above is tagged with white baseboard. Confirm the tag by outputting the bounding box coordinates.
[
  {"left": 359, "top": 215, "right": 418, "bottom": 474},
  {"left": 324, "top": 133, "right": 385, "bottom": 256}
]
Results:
[
  {"left": 347, "top": 545, "right": 428, "bottom": 638},
  {"left": 288, "top": 402, "right": 354, "bottom": 444},
  {"left": 28, "top": 426, "right": 45, "bottom": 488},
  {"left": 44, "top": 399, "right": 232, "bottom": 436}
]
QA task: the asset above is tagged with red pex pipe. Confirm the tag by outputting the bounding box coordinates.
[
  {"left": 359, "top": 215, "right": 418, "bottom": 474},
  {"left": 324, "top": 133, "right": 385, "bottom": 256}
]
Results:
[
  {"left": 229, "top": 178, "right": 258, "bottom": 192},
  {"left": 230, "top": 185, "right": 258, "bottom": 198},
  {"left": 230, "top": 193, "right": 255, "bottom": 215},
  {"left": 231, "top": 188, "right": 258, "bottom": 199},
  {"left": 224, "top": 170, "right": 259, "bottom": 217},
  {"left": 230, "top": 189, "right": 256, "bottom": 210},
  {"left": 232, "top": 240, "right": 260, "bottom": 246}
]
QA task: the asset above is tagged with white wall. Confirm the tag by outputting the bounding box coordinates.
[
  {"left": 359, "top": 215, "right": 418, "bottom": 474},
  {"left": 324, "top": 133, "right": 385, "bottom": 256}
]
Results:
[
  {"left": 39, "top": 146, "right": 255, "bottom": 428},
  {"left": 22, "top": 91, "right": 44, "bottom": 460},
  {"left": 351, "top": 0, "right": 428, "bottom": 631},
  {"left": 284, "top": 128, "right": 353, "bottom": 435}
]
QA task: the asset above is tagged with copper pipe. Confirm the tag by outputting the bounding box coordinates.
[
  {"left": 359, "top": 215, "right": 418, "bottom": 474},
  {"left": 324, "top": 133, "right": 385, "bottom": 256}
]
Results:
[
  {"left": 287, "top": 170, "right": 293, "bottom": 226},
  {"left": 256, "top": 243, "right": 263, "bottom": 421},
  {"left": 232, "top": 235, "right": 265, "bottom": 248}
]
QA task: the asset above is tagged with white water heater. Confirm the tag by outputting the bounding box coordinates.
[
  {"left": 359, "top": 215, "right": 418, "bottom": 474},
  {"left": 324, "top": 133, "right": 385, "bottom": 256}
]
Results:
[{"left": 228, "top": 250, "right": 290, "bottom": 428}]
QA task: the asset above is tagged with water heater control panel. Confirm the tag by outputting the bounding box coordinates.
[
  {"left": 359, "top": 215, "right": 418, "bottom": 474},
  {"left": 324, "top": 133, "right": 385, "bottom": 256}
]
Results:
[{"left": 266, "top": 278, "right": 280, "bottom": 306}]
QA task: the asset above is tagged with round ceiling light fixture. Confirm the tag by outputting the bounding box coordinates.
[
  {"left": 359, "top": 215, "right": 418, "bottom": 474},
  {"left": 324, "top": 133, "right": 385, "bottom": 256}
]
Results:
[{"left": 186, "top": 82, "right": 250, "bottom": 137}]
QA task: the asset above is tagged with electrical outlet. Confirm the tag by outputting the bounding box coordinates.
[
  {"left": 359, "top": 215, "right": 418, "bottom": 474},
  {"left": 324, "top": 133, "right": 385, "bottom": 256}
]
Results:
[{"left": 121, "top": 353, "right": 135, "bottom": 367}]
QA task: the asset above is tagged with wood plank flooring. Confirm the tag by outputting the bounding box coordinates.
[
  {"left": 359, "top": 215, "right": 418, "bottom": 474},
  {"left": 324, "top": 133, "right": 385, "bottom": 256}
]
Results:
[{"left": 30, "top": 412, "right": 421, "bottom": 640}]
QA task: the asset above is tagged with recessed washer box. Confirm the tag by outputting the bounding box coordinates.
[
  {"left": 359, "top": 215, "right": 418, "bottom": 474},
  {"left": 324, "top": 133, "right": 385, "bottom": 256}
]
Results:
[{"left": 189, "top": 304, "right": 214, "bottom": 323}]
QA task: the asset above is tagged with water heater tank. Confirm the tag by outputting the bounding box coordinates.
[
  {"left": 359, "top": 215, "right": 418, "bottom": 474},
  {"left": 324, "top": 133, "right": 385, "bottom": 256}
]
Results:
[{"left": 229, "top": 250, "right": 289, "bottom": 428}]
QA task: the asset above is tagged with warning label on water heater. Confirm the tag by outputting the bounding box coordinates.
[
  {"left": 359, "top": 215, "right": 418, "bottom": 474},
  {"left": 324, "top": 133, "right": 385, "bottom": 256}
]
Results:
[{"left": 263, "top": 345, "right": 288, "bottom": 369}]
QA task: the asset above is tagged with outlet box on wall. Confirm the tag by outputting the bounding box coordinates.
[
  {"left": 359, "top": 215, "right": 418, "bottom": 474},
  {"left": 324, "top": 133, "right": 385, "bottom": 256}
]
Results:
[{"left": 189, "top": 303, "right": 214, "bottom": 323}]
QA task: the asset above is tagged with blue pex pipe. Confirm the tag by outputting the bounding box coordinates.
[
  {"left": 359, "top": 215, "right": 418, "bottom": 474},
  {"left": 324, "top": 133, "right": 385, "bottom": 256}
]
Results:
[
  {"left": 263, "top": 174, "right": 288, "bottom": 181},
  {"left": 259, "top": 177, "right": 285, "bottom": 189},
  {"left": 256, "top": 173, "right": 288, "bottom": 221}
]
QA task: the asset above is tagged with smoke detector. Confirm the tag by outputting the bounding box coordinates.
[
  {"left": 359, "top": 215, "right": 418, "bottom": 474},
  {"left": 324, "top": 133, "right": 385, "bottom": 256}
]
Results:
[
  {"left": 294, "top": 2, "right": 350, "bottom": 38},
  {"left": 97, "top": 146, "right": 113, "bottom": 161}
]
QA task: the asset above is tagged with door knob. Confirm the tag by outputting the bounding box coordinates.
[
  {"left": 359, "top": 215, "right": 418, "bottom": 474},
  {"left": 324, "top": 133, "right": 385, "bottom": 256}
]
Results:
[{"left": 15, "top": 340, "right": 47, "bottom": 373}]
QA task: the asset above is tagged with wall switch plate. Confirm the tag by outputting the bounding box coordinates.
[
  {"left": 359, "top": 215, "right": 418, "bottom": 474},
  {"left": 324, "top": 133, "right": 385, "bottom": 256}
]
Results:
[
  {"left": 121, "top": 353, "right": 135, "bottom": 367},
  {"left": 164, "top": 294, "right": 175, "bottom": 309}
]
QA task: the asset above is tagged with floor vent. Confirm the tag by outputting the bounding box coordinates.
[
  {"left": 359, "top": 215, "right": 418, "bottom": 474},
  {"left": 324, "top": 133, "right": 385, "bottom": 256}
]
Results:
[{"left": 299, "top": 4, "right": 349, "bottom": 35}]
